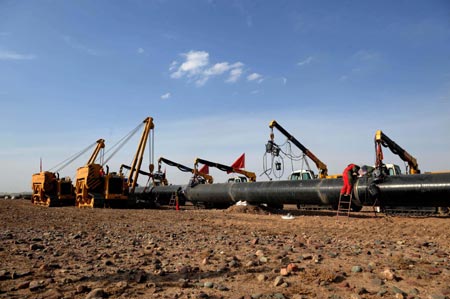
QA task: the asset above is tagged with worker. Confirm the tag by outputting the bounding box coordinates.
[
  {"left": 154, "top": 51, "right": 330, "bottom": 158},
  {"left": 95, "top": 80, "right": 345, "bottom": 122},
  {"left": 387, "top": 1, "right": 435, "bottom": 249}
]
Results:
[{"left": 341, "top": 164, "right": 360, "bottom": 196}]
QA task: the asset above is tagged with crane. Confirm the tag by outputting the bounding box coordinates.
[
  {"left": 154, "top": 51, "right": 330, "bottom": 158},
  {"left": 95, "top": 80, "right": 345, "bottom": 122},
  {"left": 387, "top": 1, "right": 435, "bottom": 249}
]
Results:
[
  {"left": 375, "top": 130, "right": 420, "bottom": 175},
  {"left": 194, "top": 158, "right": 256, "bottom": 182},
  {"left": 156, "top": 157, "right": 214, "bottom": 185},
  {"left": 267, "top": 120, "right": 329, "bottom": 179},
  {"left": 32, "top": 139, "right": 105, "bottom": 207},
  {"left": 119, "top": 117, "right": 155, "bottom": 194},
  {"left": 74, "top": 139, "right": 109, "bottom": 207}
]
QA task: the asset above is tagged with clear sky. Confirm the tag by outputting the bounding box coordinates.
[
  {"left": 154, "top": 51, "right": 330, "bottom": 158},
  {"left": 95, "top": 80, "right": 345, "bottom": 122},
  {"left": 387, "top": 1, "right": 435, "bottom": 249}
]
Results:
[{"left": 1, "top": 0, "right": 449, "bottom": 192}]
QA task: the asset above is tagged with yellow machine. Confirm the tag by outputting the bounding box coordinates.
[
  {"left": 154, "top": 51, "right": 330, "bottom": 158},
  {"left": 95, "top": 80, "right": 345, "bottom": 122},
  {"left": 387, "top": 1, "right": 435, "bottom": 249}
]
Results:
[
  {"left": 375, "top": 130, "right": 420, "bottom": 174},
  {"left": 75, "top": 117, "right": 155, "bottom": 208},
  {"left": 120, "top": 117, "right": 155, "bottom": 195},
  {"left": 155, "top": 157, "right": 214, "bottom": 185},
  {"left": 31, "top": 172, "right": 73, "bottom": 206},
  {"left": 267, "top": 120, "right": 341, "bottom": 179},
  {"left": 194, "top": 158, "right": 256, "bottom": 182},
  {"left": 31, "top": 139, "right": 106, "bottom": 207}
]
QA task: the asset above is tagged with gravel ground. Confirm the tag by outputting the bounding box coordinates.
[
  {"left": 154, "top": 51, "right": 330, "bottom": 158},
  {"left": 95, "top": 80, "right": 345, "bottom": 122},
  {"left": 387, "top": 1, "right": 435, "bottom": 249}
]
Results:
[{"left": 1, "top": 199, "right": 449, "bottom": 299}]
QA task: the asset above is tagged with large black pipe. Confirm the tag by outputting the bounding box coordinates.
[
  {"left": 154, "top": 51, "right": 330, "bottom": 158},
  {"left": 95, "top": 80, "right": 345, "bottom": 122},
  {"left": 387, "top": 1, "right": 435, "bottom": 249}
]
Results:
[{"left": 150, "top": 173, "right": 450, "bottom": 208}]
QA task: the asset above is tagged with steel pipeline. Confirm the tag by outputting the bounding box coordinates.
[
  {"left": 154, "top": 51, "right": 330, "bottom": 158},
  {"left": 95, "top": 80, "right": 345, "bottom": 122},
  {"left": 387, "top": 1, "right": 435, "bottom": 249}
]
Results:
[{"left": 148, "top": 173, "right": 450, "bottom": 208}]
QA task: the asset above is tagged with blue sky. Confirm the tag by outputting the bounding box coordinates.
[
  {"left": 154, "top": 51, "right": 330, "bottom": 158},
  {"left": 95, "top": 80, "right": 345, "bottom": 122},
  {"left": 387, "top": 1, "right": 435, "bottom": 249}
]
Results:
[{"left": 1, "top": 0, "right": 449, "bottom": 192}]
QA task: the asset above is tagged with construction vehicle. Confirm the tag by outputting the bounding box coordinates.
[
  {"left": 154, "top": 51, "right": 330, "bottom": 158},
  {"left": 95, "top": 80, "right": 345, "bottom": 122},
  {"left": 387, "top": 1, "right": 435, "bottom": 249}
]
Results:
[
  {"left": 194, "top": 158, "right": 256, "bottom": 182},
  {"left": 266, "top": 120, "right": 341, "bottom": 179},
  {"left": 75, "top": 117, "right": 155, "bottom": 208},
  {"left": 375, "top": 130, "right": 420, "bottom": 175},
  {"left": 155, "top": 157, "right": 214, "bottom": 185},
  {"left": 372, "top": 130, "right": 445, "bottom": 215},
  {"left": 31, "top": 139, "right": 105, "bottom": 207},
  {"left": 31, "top": 172, "right": 73, "bottom": 207}
]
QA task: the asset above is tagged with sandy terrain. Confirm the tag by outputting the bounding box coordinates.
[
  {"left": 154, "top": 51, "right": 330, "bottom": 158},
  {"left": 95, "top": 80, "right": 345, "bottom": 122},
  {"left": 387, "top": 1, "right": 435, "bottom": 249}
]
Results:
[{"left": 1, "top": 199, "right": 449, "bottom": 299}]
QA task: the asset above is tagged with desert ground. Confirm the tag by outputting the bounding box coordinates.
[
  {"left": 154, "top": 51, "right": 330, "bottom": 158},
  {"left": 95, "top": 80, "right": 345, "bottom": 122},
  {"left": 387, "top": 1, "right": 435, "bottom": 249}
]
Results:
[{"left": 1, "top": 199, "right": 449, "bottom": 299}]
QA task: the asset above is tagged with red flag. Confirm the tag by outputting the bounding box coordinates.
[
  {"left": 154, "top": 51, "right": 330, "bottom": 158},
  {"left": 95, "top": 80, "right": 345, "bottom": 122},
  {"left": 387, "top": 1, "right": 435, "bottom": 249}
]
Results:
[
  {"left": 231, "top": 153, "right": 245, "bottom": 169},
  {"left": 198, "top": 164, "right": 209, "bottom": 174}
]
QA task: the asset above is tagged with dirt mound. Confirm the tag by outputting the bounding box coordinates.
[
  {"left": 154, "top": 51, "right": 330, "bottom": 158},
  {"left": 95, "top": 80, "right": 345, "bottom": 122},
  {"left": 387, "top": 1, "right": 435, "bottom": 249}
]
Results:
[{"left": 225, "top": 203, "right": 270, "bottom": 214}]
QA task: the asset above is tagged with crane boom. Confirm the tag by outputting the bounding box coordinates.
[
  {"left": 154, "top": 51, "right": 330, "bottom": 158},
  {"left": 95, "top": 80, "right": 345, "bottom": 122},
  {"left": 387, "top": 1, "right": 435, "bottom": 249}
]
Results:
[
  {"left": 86, "top": 139, "right": 105, "bottom": 165},
  {"left": 194, "top": 158, "right": 256, "bottom": 182},
  {"left": 269, "top": 120, "right": 328, "bottom": 178},
  {"left": 158, "top": 157, "right": 214, "bottom": 184},
  {"left": 126, "top": 117, "right": 155, "bottom": 194},
  {"left": 375, "top": 130, "right": 420, "bottom": 174}
]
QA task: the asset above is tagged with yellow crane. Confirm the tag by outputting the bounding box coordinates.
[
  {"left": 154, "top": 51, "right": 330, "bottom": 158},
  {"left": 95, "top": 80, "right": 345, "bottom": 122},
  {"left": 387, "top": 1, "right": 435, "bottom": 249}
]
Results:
[
  {"left": 31, "top": 139, "right": 105, "bottom": 207},
  {"left": 375, "top": 130, "right": 420, "bottom": 175},
  {"left": 267, "top": 120, "right": 333, "bottom": 179}
]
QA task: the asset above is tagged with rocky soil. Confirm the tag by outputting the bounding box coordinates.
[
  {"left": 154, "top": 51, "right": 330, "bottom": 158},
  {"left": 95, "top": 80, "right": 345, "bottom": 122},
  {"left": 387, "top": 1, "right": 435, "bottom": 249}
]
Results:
[{"left": 0, "top": 199, "right": 449, "bottom": 299}]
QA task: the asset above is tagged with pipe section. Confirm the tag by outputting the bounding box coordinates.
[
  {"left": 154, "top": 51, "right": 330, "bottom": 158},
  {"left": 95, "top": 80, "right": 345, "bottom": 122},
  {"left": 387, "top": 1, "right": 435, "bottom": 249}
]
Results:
[{"left": 149, "top": 173, "right": 450, "bottom": 208}]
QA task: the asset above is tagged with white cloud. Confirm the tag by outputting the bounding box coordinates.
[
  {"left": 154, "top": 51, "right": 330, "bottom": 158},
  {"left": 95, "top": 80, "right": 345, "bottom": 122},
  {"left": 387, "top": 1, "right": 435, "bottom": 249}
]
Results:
[
  {"left": 226, "top": 68, "right": 243, "bottom": 83},
  {"left": 137, "top": 47, "right": 145, "bottom": 54},
  {"left": 170, "top": 50, "right": 246, "bottom": 86},
  {"left": 297, "top": 56, "right": 314, "bottom": 66},
  {"left": 161, "top": 92, "right": 171, "bottom": 100},
  {"left": 281, "top": 77, "right": 287, "bottom": 85},
  {"left": 62, "top": 35, "right": 99, "bottom": 56},
  {"left": 0, "top": 50, "right": 36, "bottom": 60},
  {"left": 171, "top": 50, "right": 209, "bottom": 79},
  {"left": 195, "top": 77, "right": 209, "bottom": 87},
  {"left": 169, "top": 61, "right": 178, "bottom": 71},
  {"left": 247, "top": 72, "right": 263, "bottom": 83}
]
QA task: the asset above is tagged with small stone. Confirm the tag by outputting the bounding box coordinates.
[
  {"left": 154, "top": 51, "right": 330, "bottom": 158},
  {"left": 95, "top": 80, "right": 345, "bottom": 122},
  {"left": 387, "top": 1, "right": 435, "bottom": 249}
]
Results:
[
  {"left": 251, "top": 238, "right": 259, "bottom": 245},
  {"left": 408, "top": 288, "right": 419, "bottom": 296},
  {"left": 251, "top": 294, "right": 262, "bottom": 299},
  {"left": 85, "top": 288, "right": 104, "bottom": 299},
  {"left": 287, "top": 263, "right": 298, "bottom": 273},
  {"left": 76, "top": 285, "right": 89, "bottom": 294},
  {"left": 29, "top": 280, "right": 44, "bottom": 291},
  {"left": 280, "top": 268, "right": 289, "bottom": 276},
  {"left": 217, "top": 285, "right": 229, "bottom": 291},
  {"left": 246, "top": 261, "right": 255, "bottom": 267},
  {"left": 274, "top": 276, "right": 284, "bottom": 287},
  {"left": 135, "top": 270, "right": 146, "bottom": 283},
  {"left": 259, "top": 256, "right": 268, "bottom": 263},
  {"left": 380, "top": 268, "right": 396, "bottom": 281},
  {"left": 428, "top": 295, "right": 447, "bottom": 299},
  {"left": 30, "top": 244, "right": 45, "bottom": 251},
  {"left": 116, "top": 280, "right": 128, "bottom": 289},
  {"left": 394, "top": 293, "right": 404, "bottom": 299},
  {"left": 204, "top": 281, "right": 214, "bottom": 288},
  {"left": 17, "top": 281, "right": 30, "bottom": 289},
  {"left": 257, "top": 274, "right": 267, "bottom": 282},
  {"left": 255, "top": 250, "right": 264, "bottom": 256},
  {"left": 350, "top": 294, "right": 361, "bottom": 299},
  {"left": 273, "top": 293, "right": 286, "bottom": 299},
  {"left": 202, "top": 258, "right": 209, "bottom": 265},
  {"left": 352, "top": 266, "right": 362, "bottom": 273},
  {"left": 301, "top": 253, "right": 313, "bottom": 260},
  {"left": 42, "top": 288, "right": 63, "bottom": 299}
]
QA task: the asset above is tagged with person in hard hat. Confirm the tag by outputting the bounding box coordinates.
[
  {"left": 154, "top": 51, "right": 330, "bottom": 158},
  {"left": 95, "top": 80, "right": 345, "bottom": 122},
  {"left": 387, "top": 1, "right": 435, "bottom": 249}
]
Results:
[{"left": 341, "top": 164, "right": 360, "bottom": 196}]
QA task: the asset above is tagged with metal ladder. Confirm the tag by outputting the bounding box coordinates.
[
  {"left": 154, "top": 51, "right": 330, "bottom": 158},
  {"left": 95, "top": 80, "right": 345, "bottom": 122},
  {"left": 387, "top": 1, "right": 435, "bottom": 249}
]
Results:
[
  {"left": 168, "top": 193, "right": 177, "bottom": 208},
  {"left": 336, "top": 192, "right": 353, "bottom": 217}
]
